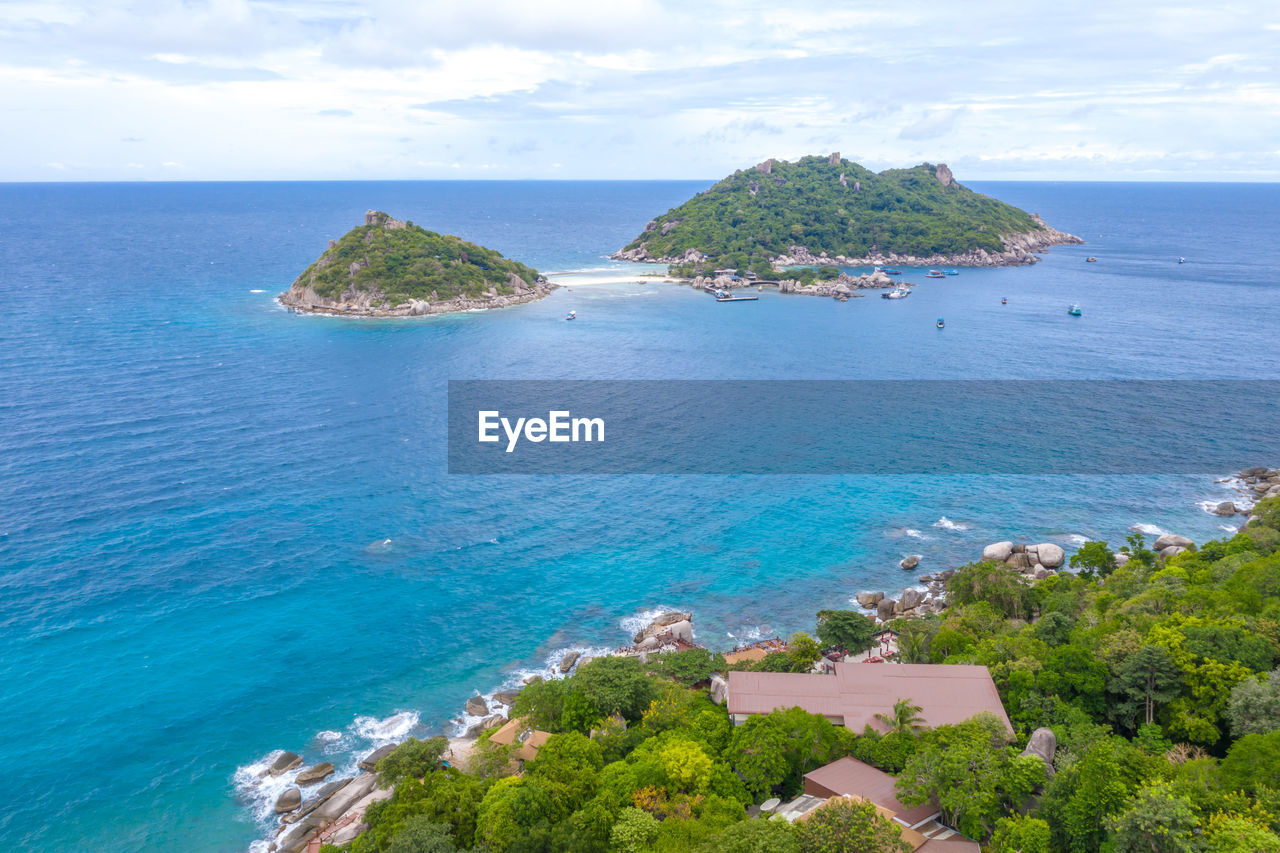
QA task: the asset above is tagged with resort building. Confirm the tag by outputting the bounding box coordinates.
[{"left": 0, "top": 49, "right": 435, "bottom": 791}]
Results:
[
  {"left": 488, "top": 717, "right": 551, "bottom": 764},
  {"left": 769, "top": 756, "right": 979, "bottom": 852},
  {"left": 726, "top": 662, "right": 1013, "bottom": 734}
]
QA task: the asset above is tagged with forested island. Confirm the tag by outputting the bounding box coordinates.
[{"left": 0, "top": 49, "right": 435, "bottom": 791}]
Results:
[
  {"left": 614, "top": 155, "right": 1082, "bottom": 277},
  {"left": 255, "top": 476, "right": 1280, "bottom": 853},
  {"left": 279, "top": 211, "right": 552, "bottom": 317}
]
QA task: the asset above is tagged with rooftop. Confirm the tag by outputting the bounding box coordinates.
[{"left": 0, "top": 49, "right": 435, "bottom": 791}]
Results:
[{"left": 727, "top": 662, "right": 1013, "bottom": 734}]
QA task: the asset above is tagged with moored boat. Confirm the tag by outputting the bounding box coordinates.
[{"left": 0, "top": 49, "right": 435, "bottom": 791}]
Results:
[
  {"left": 936, "top": 317, "right": 945, "bottom": 329},
  {"left": 925, "top": 270, "right": 946, "bottom": 278},
  {"left": 1001, "top": 297, "right": 1008, "bottom": 304},
  {"left": 566, "top": 310, "right": 577, "bottom": 320},
  {"left": 882, "top": 287, "right": 910, "bottom": 299},
  {"left": 945, "top": 269, "right": 959, "bottom": 275},
  {"left": 1068, "top": 304, "right": 1082, "bottom": 316},
  {"left": 1086, "top": 257, "right": 1097, "bottom": 262}
]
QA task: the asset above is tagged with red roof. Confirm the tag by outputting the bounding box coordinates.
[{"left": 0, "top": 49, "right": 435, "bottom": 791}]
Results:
[
  {"left": 727, "top": 662, "right": 1013, "bottom": 734},
  {"left": 804, "top": 757, "right": 939, "bottom": 827}
]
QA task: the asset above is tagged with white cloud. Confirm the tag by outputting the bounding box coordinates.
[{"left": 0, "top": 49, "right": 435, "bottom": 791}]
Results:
[{"left": 0, "top": 0, "right": 1277, "bottom": 179}]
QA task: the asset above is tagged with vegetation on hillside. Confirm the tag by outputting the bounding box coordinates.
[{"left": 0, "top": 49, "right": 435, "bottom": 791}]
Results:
[
  {"left": 322, "top": 496, "right": 1280, "bottom": 853},
  {"left": 291, "top": 213, "right": 541, "bottom": 307},
  {"left": 617, "top": 156, "right": 1043, "bottom": 276}
]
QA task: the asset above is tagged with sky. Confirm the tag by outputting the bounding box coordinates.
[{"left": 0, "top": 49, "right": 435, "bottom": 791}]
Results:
[{"left": 2, "top": 0, "right": 1278, "bottom": 181}]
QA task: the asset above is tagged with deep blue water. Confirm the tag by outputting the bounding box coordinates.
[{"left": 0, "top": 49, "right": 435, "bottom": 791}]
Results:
[{"left": 1, "top": 180, "right": 1278, "bottom": 852}]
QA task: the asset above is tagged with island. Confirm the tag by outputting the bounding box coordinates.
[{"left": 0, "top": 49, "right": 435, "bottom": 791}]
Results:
[
  {"left": 614, "top": 154, "right": 1083, "bottom": 278},
  {"left": 279, "top": 211, "right": 553, "bottom": 317}
]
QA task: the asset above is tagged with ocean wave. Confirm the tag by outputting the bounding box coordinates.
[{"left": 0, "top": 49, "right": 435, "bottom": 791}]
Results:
[
  {"left": 1219, "top": 524, "right": 1240, "bottom": 533},
  {"left": 352, "top": 710, "right": 420, "bottom": 745},
  {"left": 1062, "top": 534, "right": 1090, "bottom": 546},
  {"left": 1129, "top": 523, "right": 1166, "bottom": 536},
  {"left": 619, "top": 606, "right": 684, "bottom": 638},
  {"left": 249, "top": 289, "right": 265, "bottom": 293},
  {"left": 932, "top": 516, "right": 971, "bottom": 531}
]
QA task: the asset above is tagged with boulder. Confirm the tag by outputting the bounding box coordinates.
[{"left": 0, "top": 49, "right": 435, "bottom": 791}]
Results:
[
  {"left": 900, "top": 554, "right": 920, "bottom": 570},
  {"left": 633, "top": 611, "right": 692, "bottom": 643},
  {"left": 1153, "top": 533, "right": 1194, "bottom": 551},
  {"left": 1241, "top": 467, "right": 1268, "bottom": 478},
  {"left": 855, "top": 591, "right": 884, "bottom": 608},
  {"left": 466, "top": 714, "right": 507, "bottom": 737},
  {"left": 1114, "top": 552, "right": 1130, "bottom": 567},
  {"left": 1212, "top": 501, "right": 1238, "bottom": 516},
  {"left": 709, "top": 675, "right": 728, "bottom": 706},
  {"left": 667, "top": 620, "right": 695, "bottom": 644},
  {"left": 1006, "top": 551, "right": 1033, "bottom": 570},
  {"left": 295, "top": 762, "right": 335, "bottom": 787},
  {"left": 1020, "top": 727, "right": 1057, "bottom": 776},
  {"left": 492, "top": 689, "right": 521, "bottom": 707},
  {"left": 283, "top": 778, "right": 353, "bottom": 825},
  {"left": 637, "top": 636, "right": 661, "bottom": 651},
  {"left": 1033, "top": 567, "right": 1050, "bottom": 580},
  {"left": 358, "top": 744, "right": 396, "bottom": 772},
  {"left": 313, "top": 773, "right": 379, "bottom": 823},
  {"left": 983, "top": 541, "right": 1014, "bottom": 562},
  {"left": 559, "top": 651, "right": 581, "bottom": 673},
  {"left": 275, "top": 788, "right": 302, "bottom": 814},
  {"left": 465, "top": 695, "right": 489, "bottom": 717},
  {"left": 900, "top": 589, "right": 922, "bottom": 610},
  {"left": 1161, "top": 546, "right": 1188, "bottom": 558},
  {"left": 1036, "top": 543, "right": 1065, "bottom": 568},
  {"left": 877, "top": 598, "right": 897, "bottom": 620},
  {"left": 269, "top": 751, "right": 304, "bottom": 776}
]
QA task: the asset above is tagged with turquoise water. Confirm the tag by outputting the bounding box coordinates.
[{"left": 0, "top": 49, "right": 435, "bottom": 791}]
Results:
[{"left": 1, "top": 181, "right": 1278, "bottom": 851}]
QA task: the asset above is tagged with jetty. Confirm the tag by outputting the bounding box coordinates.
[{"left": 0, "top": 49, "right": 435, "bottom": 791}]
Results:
[{"left": 712, "top": 290, "right": 759, "bottom": 302}]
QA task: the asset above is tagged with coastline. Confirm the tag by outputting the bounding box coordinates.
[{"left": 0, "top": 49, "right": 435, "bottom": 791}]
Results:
[
  {"left": 276, "top": 279, "right": 557, "bottom": 318},
  {"left": 237, "top": 467, "right": 1272, "bottom": 852}
]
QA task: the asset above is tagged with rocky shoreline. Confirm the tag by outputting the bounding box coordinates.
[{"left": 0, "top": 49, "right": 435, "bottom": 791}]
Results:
[
  {"left": 243, "top": 465, "right": 1275, "bottom": 852},
  {"left": 612, "top": 213, "right": 1084, "bottom": 269},
  {"left": 277, "top": 279, "right": 556, "bottom": 318}
]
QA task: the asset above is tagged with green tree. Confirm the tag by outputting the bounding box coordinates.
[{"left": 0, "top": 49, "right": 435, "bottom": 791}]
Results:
[
  {"left": 377, "top": 737, "right": 450, "bottom": 785},
  {"left": 1040, "top": 645, "right": 1109, "bottom": 717},
  {"left": 1109, "top": 783, "right": 1199, "bottom": 853},
  {"left": 574, "top": 656, "right": 659, "bottom": 721},
  {"left": 990, "top": 814, "right": 1051, "bottom": 853},
  {"left": 787, "top": 632, "right": 824, "bottom": 673},
  {"left": 1204, "top": 813, "right": 1280, "bottom": 853},
  {"left": 1226, "top": 669, "right": 1280, "bottom": 736},
  {"left": 611, "top": 807, "right": 660, "bottom": 853},
  {"left": 1070, "top": 541, "right": 1119, "bottom": 580},
  {"left": 729, "top": 715, "right": 791, "bottom": 800},
  {"left": 475, "top": 776, "right": 555, "bottom": 852},
  {"left": 709, "top": 818, "right": 800, "bottom": 853},
  {"left": 527, "top": 731, "right": 603, "bottom": 813},
  {"left": 511, "top": 678, "right": 567, "bottom": 732},
  {"left": 1220, "top": 730, "right": 1280, "bottom": 793},
  {"left": 815, "top": 610, "right": 878, "bottom": 655},
  {"left": 1111, "top": 645, "right": 1183, "bottom": 728},
  {"left": 1039, "top": 736, "right": 1160, "bottom": 853},
  {"left": 646, "top": 649, "right": 728, "bottom": 686},
  {"left": 946, "top": 562, "right": 1038, "bottom": 620},
  {"left": 875, "top": 699, "right": 925, "bottom": 734},
  {"left": 387, "top": 816, "right": 458, "bottom": 853},
  {"left": 896, "top": 714, "right": 1042, "bottom": 840},
  {"left": 793, "top": 797, "right": 912, "bottom": 853}
]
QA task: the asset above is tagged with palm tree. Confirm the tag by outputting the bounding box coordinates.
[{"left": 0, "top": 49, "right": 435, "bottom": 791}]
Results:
[{"left": 876, "top": 698, "right": 926, "bottom": 734}]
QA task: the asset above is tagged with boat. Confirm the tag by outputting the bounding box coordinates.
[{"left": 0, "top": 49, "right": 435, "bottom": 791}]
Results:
[
  {"left": 936, "top": 318, "right": 945, "bottom": 329},
  {"left": 565, "top": 310, "right": 576, "bottom": 320},
  {"left": 1086, "top": 257, "right": 1097, "bottom": 263},
  {"left": 925, "top": 270, "right": 946, "bottom": 279},
  {"left": 1068, "top": 304, "right": 1082, "bottom": 316},
  {"left": 945, "top": 269, "right": 959, "bottom": 276},
  {"left": 714, "top": 290, "right": 759, "bottom": 302},
  {"left": 882, "top": 287, "right": 910, "bottom": 299},
  {"left": 881, "top": 268, "right": 902, "bottom": 275},
  {"left": 1179, "top": 257, "right": 1186, "bottom": 264},
  {"left": 1001, "top": 298, "right": 1008, "bottom": 305}
]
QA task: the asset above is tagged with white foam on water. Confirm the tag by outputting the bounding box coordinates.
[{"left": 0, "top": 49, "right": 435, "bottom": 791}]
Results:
[
  {"left": 249, "top": 289, "right": 265, "bottom": 293},
  {"left": 1129, "top": 523, "right": 1166, "bottom": 536},
  {"left": 1219, "top": 524, "right": 1240, "bottom": 533},
  {"left": 352, "top": 710, "right": 419, "bottom": 746},
  {"left": 902, "top": 528, "right": 927, "bottom": 540},
  {"left": 619, "top": 606, "right": 683, "bottom": 638},
  {"left": 1063, "top": 534, "right": 1090, "bottom": 546},
  {"left": 932, "top": 516, "right": 971, "bottom": 531}
]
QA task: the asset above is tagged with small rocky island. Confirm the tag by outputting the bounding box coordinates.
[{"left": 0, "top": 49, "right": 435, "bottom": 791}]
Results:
[
  {"left": 614, "top": 154, "right": 1083, "bottom": 275},
  {"left": 279, "top": 211, "right": 553, "bottom": 317}
]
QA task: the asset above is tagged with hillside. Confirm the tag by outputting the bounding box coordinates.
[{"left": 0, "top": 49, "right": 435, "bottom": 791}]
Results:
[
  {"left": 614, "top": 154, "right": 1082, "bottom": 275},
  {"left": 280, "top": 211, "right": 551, "bottom": 316}
]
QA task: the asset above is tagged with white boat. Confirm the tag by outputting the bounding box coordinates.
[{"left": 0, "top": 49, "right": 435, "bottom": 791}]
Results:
[
  {"left": 566, "top": 310, "right": 576, "bottom": 320},
  {"left": 882, "top": 287, "right": 910, "bottom": 299}
]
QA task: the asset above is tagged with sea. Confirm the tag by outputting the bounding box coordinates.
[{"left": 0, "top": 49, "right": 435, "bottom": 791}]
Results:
[{"left": 1, "top": 179, "right": 1278, "bottom": 852}]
